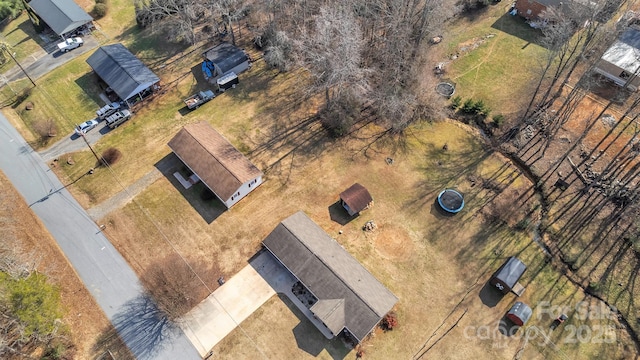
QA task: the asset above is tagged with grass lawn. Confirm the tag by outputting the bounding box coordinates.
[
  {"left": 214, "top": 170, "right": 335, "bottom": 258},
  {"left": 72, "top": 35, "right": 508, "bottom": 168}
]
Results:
[
  {"left": 445, "top": 5, "right": 549, "bottom": 117},
  {"left": 92, "top": 0, "right": 137, "bottom": 40},
  {"left": 0, "top": 13, "right": 46, "bottom": 73},
  {"left": 51, "top": 57, "right": 287, "bottom": 206},
  {"left": 0, "top": 2, "right": 636, "bottom": 358},
  {"left": 100, "top": 114, "right": 634, "bottom": 359},
  {"left": 8, "top": 54, "right": 101, "bottom": 148}
]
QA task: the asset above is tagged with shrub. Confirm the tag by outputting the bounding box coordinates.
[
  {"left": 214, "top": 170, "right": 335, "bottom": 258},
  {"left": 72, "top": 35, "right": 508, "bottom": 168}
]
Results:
[
  {"left": 100, "top": 147, "right": 122, "bottom": 166},
  {"left": 381, "top": 311, "right": 398, "bottom": 331},
  {"left": 450, "top": 95, "right": 462, "bottom": 110},
  {"left": 0, "top": 0, "right": 24, "bottom": 21},
  {"left": 492, "top": 114, "right": 505, "bottom": 128},
  {"left": 32, "top": 119, "right": 57, "bottom": 146},
  {"left": 588, "top": 281, "right": 601, "bottom": 294},
  {"left": 461, "top": 98, "right": 475, "bottom": 114},
  {"left": 514, "top": 217, "right": 530, "bottom": 231},
  {"left": 472, "top": 99, "right": 490, "bottom": 117},
  {"left": 91, "top": 3, "right": 107, "bottom": 19}
]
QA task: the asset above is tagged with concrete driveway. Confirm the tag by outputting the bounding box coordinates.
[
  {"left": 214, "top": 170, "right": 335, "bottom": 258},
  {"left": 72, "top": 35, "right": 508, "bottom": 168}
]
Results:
[
  {"left": 180, "top": 249, "right": 338, "bottom": 356},
  {"left": 180, "top": 250, "right": 295, "bottom": 357}
]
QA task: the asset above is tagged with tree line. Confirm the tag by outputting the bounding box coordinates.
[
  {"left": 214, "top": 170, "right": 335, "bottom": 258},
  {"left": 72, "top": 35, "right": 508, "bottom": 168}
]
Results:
[{"left": 134, "top": 0, "right": 477, "bottom": 134}]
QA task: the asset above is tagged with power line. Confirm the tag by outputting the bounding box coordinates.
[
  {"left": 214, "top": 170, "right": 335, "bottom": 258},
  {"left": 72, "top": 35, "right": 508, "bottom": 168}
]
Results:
[
  {"left": 16, "top": 41, "right": 270, "bottom": 358},
  {"left": 98, "top": 151, "right": 270, "bottom": 359}
]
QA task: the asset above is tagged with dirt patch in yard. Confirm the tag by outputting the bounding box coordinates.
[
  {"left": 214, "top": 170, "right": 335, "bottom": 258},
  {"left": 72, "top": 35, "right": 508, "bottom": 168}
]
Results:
[{"left": 370, "top": 223, "right": 415, "bottom": 261}]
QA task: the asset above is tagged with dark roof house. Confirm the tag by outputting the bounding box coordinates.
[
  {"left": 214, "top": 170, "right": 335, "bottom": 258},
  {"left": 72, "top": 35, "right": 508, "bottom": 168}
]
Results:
[
  {"left": 168, "top": 121, "right": 263, "bottom": 208},
  {"left": 340, "top": 183, "right": 373, "bottom": 216},
  {"left": 86, "top": 44, "right": 160, "bottom": 105},
  {"left": 202, "top": 43, "right": 250, "bottom": 82},
  {"left": 29, "top": 0, "right": 92, "bottom": 37},
  {"left": 262, "top": 211, "right": 398, "bottom": 342}
]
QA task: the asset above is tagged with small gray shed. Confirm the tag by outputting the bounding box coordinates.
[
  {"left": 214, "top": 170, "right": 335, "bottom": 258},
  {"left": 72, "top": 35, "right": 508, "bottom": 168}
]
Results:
[
  {"left": 490, "top": 257, "right": 527, "bottom": 295},
  {"left": 507, "top": 301, "right": 532, "bottom": 326},
  {"left": 201, "top": 43, "right": 249, "bottom": 83}
]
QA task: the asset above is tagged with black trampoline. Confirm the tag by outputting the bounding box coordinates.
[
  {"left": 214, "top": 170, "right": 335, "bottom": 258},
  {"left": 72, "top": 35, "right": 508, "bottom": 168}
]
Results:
[
  {"left": 436, "top": 82, "right": 455, "bottom": 98},
  {"left": 437, "top": 189, "right": 464, "bottom": 214}
]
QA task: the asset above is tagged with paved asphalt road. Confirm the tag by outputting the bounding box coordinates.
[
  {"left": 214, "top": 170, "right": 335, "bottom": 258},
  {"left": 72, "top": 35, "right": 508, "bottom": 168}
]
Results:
[
  {"left": 4, "top": 35, "right": 99, "bottom": 82},
  {"left": 0, "top": 114, "right": 200, "bottom": 359},
  {"left": 39, "top": 123, "right": 109, "bottom": 163}
]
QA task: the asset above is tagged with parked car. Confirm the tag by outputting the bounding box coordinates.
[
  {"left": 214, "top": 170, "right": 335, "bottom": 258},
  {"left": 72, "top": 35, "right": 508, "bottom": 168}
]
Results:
[
  {"left": 105, "top": 110, "right": 132, "bottom": 129},
  {"left": 184, "top": 90, "right": 215, "bottom": 110},
  {"left": 57, "top": 37, "right": 84, "bottom": 53},
  {"left": 96, "top": 102, "right": 121, "bottom": 120},
  {"left": 75, "top": 119, "right": 99, "bottom": 135}
]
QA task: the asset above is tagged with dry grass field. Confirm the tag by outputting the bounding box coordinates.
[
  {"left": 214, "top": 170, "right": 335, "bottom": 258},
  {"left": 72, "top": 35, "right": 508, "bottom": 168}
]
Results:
[
  {"left": 98, "top": 113, "right": 635, "bottom": 359},
  {"left": 0, "top": 1, "right": 637, "bottom": 359}
]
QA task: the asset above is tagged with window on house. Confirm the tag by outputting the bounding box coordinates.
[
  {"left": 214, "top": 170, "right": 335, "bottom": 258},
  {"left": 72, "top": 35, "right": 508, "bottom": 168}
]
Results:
[{"left": 620, "top": 71, "right": 632, "bottom": 80}]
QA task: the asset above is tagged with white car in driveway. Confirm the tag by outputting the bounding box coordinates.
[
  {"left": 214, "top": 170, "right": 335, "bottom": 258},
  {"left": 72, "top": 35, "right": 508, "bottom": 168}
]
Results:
[
  {"left": 57, "top": 37, "right": 84, "bottom": 53},
  {"left": 75, "top": 119, "right": 99, "bottom": 135}
]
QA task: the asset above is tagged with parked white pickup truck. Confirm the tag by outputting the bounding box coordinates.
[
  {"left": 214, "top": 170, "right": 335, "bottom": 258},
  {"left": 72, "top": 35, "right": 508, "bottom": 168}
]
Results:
[
  {"left": 96, "top": 102, "right": 121, "bottom": 120},
  {"left": 57, "top": 37, "right": 84, "bottom": 53},
  {"left": 106, "top": 110, "right": 132, "bottom": 129}
]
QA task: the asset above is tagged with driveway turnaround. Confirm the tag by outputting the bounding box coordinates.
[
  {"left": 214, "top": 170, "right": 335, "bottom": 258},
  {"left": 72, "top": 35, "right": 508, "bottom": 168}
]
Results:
[{"left": 0, "top": 114, "right": 200, "bottom": 360}]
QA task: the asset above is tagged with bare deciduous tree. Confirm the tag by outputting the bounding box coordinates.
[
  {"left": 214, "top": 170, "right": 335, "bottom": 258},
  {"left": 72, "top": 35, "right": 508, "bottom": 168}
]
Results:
[{"left": 134, "top": 0, "right": 207, "bottom": 44}]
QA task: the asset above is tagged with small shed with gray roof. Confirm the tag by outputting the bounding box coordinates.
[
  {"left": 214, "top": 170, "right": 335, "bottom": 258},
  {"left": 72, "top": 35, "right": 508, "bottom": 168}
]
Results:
[
  {"left": 86, "top": 43, "right": 160, "bottom": 106},
  {"left": 594, "top": 28, "right": 640, "bottom": 91},
  {"left": 29, "top": 0, "right": 92, "bottom": 38},
  {"left": 262, "top": 211, "right": 398, "bottom": 342},
  {"left": 201, "top": 43, "right": 249, "bottom": 83},
  {"left": 490, "top": 256, "right": 527, "bottom": 296},
  {"left": 168, "top": 121, "right": 263, "bottom": 208}
]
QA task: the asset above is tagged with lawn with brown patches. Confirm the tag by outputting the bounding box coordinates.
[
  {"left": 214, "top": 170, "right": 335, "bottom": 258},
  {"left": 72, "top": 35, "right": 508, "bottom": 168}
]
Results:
[{"left": 97, "top": 107, "right": 634, "bottom": 359}]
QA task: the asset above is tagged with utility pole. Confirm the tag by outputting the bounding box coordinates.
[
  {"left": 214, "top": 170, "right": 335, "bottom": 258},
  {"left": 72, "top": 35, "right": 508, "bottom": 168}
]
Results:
[
  {"left": 79, "top": 132, "right": 105, "bottom": 166},
  {"left": 3, "top": 45, "right": 36, "bottom": 87}
]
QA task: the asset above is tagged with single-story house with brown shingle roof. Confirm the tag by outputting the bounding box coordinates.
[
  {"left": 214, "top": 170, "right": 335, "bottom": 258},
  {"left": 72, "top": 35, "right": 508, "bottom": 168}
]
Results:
[
  {"left": 262, "top": 211, "right": 398, "bottom": 343},
  {"left": 340, "top": 183, "right": 373, "bottom": 216},
  {"left": 168, "top": 121, "right": 263, "bottom": 208}
]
